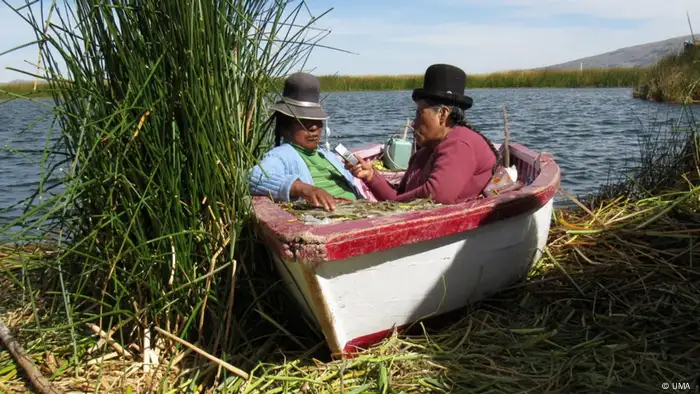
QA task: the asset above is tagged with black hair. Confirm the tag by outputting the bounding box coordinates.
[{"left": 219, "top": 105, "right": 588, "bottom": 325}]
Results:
[
  {"left": 423, "top": 100, "right": 501, "bottom": 174},
  {"left": 274, "top": 113, "right": 325, "bottom": 147},
  {"left": 274, "top": 112, "right": 294, "bottom": 147}
]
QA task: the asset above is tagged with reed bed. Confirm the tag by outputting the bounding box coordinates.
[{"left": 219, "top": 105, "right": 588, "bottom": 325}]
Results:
[
  {"left": 2, "top": 68, "right": 647, "bottom": 98},
  {"left": 633, "top": 44, "right": 700, "bottom": 103},
  {"left": 318, "top": 68, "right": 647, "bottom": 92},
  {"left": 0, "top": 81, "right": 53, "bottom": 98}
]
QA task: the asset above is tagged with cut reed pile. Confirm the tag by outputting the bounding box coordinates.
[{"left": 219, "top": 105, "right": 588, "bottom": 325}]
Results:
[{"left": 280, "top": 198, "right": 441, "bottom": 223}]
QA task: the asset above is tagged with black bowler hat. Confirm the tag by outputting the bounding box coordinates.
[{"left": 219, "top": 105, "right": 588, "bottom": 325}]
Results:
[
  {"left": 412, "top": 64, "right": 473, "bottom": 110},
  {"left": 270, "top": 72, "right": 329, "bottom": 120}
]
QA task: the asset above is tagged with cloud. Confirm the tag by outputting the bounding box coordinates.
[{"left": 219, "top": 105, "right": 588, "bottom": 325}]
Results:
[
  {"left": 3, "top": 0, "right": 700, "bottom": 81},
  {"left": 440, "top": 0, "right": 700, "bottom": 22},
  {"left": 301, "top": 0, "right": 700, "bottom": 75}
]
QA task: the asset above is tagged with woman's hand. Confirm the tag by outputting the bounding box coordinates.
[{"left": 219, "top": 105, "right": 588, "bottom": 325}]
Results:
[
  {"left": 290, "top": 181, "right": 337, "bottom": 211},
  {"left": 345, "top": 155, "right": 374, "bottom": 182}
]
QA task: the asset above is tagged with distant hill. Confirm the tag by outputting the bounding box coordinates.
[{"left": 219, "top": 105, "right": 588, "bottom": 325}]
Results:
[{"left": 543, "top": 35, "right": 695, "bottom": 70}]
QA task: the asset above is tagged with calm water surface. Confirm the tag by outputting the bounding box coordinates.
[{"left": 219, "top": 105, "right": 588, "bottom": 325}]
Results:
[{"left": 0, "top": 88, "right": 695, "bottom": 228}]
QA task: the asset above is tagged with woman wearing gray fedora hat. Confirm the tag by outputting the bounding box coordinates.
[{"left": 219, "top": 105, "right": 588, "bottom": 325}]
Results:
[
  {"left": 247, "top": 72, "right": 363, "bottom": 211},
  {"left": 346, "top": 64, "right": 501, "bottom": 204}
]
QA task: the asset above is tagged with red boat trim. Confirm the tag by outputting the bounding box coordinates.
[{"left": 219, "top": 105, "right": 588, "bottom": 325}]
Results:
[
  {"left": 340, "top": 325, "right": 409, "bottom": 357},
  {"left": 252, "top": 143, "right": 560, "bottom": 266}
]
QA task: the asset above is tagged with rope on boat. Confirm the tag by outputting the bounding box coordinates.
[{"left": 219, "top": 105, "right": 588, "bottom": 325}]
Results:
[{"left": 0, "top": 318, "right": 61, "bottom": 394}]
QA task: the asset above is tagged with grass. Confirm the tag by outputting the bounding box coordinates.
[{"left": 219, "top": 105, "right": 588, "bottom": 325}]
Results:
[
  {"left": 2, "top": 68, "right": 647, "bottom": 98},
  {"left": 633, "top": 43, "right": 700, "bottom": 103}
]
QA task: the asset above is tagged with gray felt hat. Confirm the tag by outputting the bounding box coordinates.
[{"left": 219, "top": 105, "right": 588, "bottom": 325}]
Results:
[{"left": 269, "top": 72, "right": 329, "bottom": 120}]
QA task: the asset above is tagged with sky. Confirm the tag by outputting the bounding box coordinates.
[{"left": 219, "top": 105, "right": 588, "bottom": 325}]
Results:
[{"left": 2, "top": 0, "right": 700, "bottom": 82}]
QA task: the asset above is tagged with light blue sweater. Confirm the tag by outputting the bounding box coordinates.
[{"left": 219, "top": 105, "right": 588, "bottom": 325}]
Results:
[{"left": 248, "top": 143, "right": 362, "bottom": 202}]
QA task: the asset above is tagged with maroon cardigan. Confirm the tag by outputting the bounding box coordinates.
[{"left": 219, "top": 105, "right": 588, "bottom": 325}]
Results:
[{"left": 366, "top": 126, "right": 496, "bottom": 203}]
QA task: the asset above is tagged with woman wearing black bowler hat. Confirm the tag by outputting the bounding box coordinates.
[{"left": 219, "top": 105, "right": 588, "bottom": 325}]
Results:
[
  {"left": 247, "top": 72, "right": 363, "bottom": 211},
  {"left": 346, "top": 64, "right": 501, "bottom": 204}
]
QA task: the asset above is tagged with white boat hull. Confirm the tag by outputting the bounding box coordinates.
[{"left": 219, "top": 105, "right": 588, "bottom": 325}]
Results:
[{"left": 270, "top": 198, "right": 554, "bottom": 354}]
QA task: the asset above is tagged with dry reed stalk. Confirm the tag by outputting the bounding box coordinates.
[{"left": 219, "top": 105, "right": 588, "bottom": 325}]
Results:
[
  {"left": 0, "top": 318, "right": 60, "bottom": 394},
  {"left": 153, "top": 326, "right": 250, "bottom": 380},
  {"left": 86, "top": 323, "right": 132, "bottom": 359}
]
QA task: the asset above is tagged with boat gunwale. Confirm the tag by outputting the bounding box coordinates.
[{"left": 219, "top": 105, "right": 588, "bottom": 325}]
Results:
[{"left": 252, "top": 142, "right": 560, "bottom": 265}]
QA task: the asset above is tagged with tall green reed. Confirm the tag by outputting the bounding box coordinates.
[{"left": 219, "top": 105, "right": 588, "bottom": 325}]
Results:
[
  {"left": 634, "top": 44, "right": 700, "bottom": 103},
  {"left": 1, "top": 0, "right": 331, "bottom": 377},
  {"left": 2, "top": 67, "right": 647, "bottom": 97},
  {"left": 316, "top": 68, "right": 646, "bottom": 92}
]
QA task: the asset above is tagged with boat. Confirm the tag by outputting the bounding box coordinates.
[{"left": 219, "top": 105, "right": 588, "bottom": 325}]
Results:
[{"left": 251, "top": 142, "right": 561, "bottom": 357}]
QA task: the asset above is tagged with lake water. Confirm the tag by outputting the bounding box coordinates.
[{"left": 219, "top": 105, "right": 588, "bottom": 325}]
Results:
[{"left": 0, "top": 88, "right": 695, "bottom": 229}]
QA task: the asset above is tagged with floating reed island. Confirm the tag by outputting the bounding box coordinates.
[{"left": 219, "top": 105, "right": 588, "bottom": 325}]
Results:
[{"left": 1, "top": 1, "right": 699, "bottom": 393}]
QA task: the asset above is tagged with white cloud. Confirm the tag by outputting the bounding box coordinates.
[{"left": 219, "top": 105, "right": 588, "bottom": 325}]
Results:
[
  {"left": 439, "top": 0, "right": 700, "bottom": 21},
  {"left": 301, "top": 0, "right": 700, "bottom": 75},
  {"left": 3, "top": 0, "right": 700, "bottom": 81},
  {"left": 502, "top": 0, "right": 699, "bottom": 20}
]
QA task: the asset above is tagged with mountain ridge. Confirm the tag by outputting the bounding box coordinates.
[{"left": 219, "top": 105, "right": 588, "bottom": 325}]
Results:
[{"left": 541, "top": 34, "right": 694, "bottom": 70}]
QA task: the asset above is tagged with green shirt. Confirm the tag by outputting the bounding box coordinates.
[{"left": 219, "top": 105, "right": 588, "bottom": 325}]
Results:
[{"left": 290, "top": 143, "right": 357, "bottom": 201}]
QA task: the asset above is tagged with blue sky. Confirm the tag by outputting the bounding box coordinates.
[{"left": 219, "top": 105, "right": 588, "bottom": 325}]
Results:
[{"left": 2, "top": 0, "right": 700, "bottom": 82}]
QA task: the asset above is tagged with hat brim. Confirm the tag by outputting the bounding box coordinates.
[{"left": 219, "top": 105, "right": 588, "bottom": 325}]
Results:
[
  {"left": 412, "top": 88, "right": 473, "bottom": 110},
  {"left": 270, "top": 102, "right": 329, "bottom": 120}
]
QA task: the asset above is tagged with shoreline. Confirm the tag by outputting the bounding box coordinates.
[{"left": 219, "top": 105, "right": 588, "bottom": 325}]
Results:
[{"left": 0, "top": 68, "right": 647, "bottom": 97}]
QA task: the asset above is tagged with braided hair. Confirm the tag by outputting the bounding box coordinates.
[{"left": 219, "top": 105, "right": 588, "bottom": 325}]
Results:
[{"left": 424, "top": 100, "right": 501, "bottom": 174}]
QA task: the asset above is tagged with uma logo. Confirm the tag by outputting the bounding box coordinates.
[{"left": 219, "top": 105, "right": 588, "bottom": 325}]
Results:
[{"left": 663, "top": 382, "right": 692, "bottom": 390}]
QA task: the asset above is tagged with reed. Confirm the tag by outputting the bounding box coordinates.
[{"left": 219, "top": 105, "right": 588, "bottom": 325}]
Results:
[
  {"left": 317, "top": 68, "right": 647, "bottom": 92},
  {"left": 633, "top": 44, "right": 700, "bottom": 103},
  {"left": 0, "top": 81, "right": 53, "bottom": 98},
  {"left": 3, "top": 68, "right": 647, "bottom": 97},
  {"left": 0, "top": 0, "right": 331, "bottom": 390}
]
